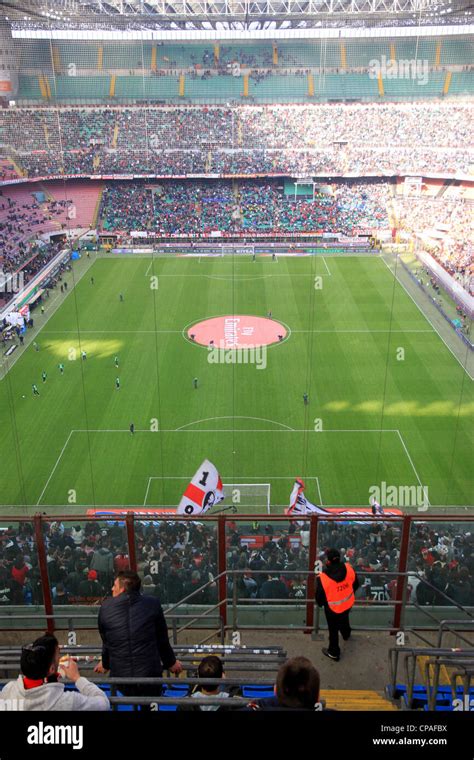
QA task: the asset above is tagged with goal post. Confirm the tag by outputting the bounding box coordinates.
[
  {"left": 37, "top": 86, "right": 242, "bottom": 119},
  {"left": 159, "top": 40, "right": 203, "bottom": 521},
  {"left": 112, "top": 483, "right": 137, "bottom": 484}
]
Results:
[{"left": 221, "top": 483, "right": 271, "bottom": 514}]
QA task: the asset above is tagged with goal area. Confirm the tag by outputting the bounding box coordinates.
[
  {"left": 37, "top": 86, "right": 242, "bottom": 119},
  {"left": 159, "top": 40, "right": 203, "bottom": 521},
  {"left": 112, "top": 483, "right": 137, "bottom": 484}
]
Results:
[{"left": 221, "top": 483, "right": 271, "bottom": 514}]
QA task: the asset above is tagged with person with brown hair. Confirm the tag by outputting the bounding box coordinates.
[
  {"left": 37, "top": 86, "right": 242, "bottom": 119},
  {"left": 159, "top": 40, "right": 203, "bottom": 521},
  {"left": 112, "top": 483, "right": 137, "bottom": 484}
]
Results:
[
  {"left": 246, "top": 656, "right": 322, "bottom": 711},
  {"left": 94, "top": 571, "right": 182, "bottom": 700}
]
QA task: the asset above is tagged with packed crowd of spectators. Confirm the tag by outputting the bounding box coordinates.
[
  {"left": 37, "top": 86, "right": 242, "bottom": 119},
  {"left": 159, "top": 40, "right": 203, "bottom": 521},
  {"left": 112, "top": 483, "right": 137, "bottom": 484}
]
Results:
[
  {"left": 1, "top": 517, "right": 472, "bottom": 608},
  {"left": 239, "top": 181, "right": 389, "bottom": 234},
  {"left": 99, "top": 179, "right": 389, "bottom": 236},
  {"left": 101, "top": 180, "right": 239, "bottom": 235},
  {"left": 396, "top": 195, "right": 473, "bottom": 294},
  {"left": 1, "top": 103, "right": 472, "bottom": 178}
]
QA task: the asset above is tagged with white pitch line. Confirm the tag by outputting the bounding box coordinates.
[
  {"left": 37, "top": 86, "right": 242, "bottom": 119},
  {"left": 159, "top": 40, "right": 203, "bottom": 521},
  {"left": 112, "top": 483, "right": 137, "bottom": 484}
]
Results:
[
  {"left": 144, "top": 261, "right": 152, "bottom": 277},
  {"left": 71, "top": 428, "right": 400, "bottom": 433},
  {"left": 381, "top": 256, "right": 473, "bottom": 382},
  {"left": 291, "top": 329, "right": 434, "bottom": 334},
  {"left": 396, "top": 429, "right": 430, "bottom": 504},
  {"left": 134, "top": 475, "right": 372, "bottom": 480},
  {"left": 0, "top": 260, "right": 93, "bottom": 381},
  {"left": 36, "top": 430, "right": 74, "bottom": 506},
  {"left": 143, "top": 477, "right": 152, "bottom": 506},
  {"left": 42, "top": 330, "right": 182, "bottom": 334},
  {"left": 315, "top": 476, "right": 323, "bottom": 505},
  {"left": 203, "top": 274, "right": 275, "bottom": 282},
  {"left": 175, "top": 415, "right": 295, "bottom": 431},
  {"left": 321, "top": 257, "right": 331, "bottom": 276},
  {"left": 42, "top": 329, "right": 434, "bottom": 335}
]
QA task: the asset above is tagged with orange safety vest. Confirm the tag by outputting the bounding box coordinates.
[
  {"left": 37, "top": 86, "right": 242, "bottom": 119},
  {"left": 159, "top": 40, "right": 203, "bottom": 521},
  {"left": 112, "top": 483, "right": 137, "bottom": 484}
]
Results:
[{"left": 319, "top": 564, "right": 355, "bottom": 614}]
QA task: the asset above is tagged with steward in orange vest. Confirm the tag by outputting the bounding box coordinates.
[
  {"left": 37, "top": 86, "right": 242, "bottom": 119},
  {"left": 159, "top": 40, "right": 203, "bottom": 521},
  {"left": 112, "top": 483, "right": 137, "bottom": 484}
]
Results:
[{"left": 316, "top": 549, "right": 359, "bottom": 662}]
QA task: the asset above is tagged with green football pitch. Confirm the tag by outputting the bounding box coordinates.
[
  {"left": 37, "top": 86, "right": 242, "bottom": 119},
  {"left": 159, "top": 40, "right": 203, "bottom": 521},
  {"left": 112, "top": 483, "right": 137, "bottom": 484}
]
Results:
[{"left": 0, "top": 254, "right": 472, "bottom": 516}]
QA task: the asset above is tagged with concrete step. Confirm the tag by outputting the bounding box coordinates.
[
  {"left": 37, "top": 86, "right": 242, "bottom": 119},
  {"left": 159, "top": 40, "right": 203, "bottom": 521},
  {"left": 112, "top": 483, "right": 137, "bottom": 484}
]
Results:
[{"left": 321, "top": 689, "right": 398, "bottom": 711}]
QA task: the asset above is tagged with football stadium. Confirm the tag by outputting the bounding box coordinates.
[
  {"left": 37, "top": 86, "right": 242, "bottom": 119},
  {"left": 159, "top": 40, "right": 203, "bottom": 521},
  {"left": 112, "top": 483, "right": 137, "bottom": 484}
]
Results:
[{"left": 0, "top": 0, "right": 472, "bottom": 745}]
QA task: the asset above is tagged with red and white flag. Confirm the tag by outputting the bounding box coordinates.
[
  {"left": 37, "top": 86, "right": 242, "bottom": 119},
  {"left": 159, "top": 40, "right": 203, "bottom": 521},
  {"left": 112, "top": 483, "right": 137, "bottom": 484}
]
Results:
[
  {"left": 177, "top": 460, "right": 225, "bottom": 516},
  {"left": 287, "top": 478, "right": 329, "bottom": 516}
]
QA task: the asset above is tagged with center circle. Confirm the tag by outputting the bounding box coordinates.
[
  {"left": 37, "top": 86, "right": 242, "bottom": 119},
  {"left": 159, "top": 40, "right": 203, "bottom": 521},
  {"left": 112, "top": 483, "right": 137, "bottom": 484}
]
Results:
[{"left": 186, "top": 315, "right": 288, "bottom": 348}]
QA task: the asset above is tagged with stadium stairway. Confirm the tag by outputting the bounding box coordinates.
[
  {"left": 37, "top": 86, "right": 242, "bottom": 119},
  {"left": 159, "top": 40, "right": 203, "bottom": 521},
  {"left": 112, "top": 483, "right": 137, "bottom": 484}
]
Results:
[
  {"left": 1, "top": 157, "right": 23, "bottom": 179},
  {"left": 237, "top": 121, "right": 243, "bottom": 146},
  {"left": 387, "top": 624, "right": 474, "bottom": 711},
  {"left": 92, "top": 183, "right": 105, "bottom": 228},
  {"left": 112, "top": 123, "right": 119, "bottom": 148},
  {"left": 321, "top": 689, "right": 398, "bottom": 711},
  {"left": 416, "top": 656, "right": 450, "bottom": 689}
]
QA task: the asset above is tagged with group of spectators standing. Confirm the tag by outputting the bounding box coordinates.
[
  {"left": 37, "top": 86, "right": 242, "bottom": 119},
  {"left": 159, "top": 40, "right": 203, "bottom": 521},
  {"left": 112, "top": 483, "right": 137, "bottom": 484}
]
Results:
[
  {"left": 0, "top": 517, "right": 472, "bottom": 714},
  {"left": 1, "top": 517, "right": 472, "bottom": 609}
]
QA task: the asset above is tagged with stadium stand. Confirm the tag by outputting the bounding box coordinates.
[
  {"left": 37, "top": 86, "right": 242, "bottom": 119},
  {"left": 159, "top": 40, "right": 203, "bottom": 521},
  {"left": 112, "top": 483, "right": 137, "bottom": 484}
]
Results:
[
  {"left": 0, "top": 181, "right": 100, "bottom": 307},
  {"left": 1, "top": 102, "right": 472, "bottom": 180},
  {"left": 1, "top": 516, "right": 472, "bottom": 609},
  {"left": 0, "top": 643, "right": 400, "bottom": 710},
  {"left": 13, "top": 37, "right": 474, "bottom": 106},
  {"left": 395, "top": 195, "right": 473, "bottom": 294}
]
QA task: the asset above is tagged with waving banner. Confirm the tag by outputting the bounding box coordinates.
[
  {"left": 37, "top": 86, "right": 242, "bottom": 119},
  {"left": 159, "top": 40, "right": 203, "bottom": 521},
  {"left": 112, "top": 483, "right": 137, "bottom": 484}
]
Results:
[
  {"left": 177, "top": 459, "right": 225, "bottom": 516},
  {"left": 287, "top": 479, "right": 329, "bottom": 516}
]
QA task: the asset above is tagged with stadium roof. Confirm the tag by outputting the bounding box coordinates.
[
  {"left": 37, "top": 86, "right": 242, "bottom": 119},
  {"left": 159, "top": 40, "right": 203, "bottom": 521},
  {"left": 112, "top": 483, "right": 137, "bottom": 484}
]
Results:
[{"left": 1, "top": 0, "right": 472, "bottom": 30}]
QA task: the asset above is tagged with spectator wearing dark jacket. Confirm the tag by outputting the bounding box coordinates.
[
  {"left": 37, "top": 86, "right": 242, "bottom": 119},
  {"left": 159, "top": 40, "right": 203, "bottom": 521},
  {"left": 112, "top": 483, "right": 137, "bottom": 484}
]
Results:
[
  {"left": 90, "top": 545, "right": 114, "bottom": 588},
  {"left": 258, "top": 574, "right": 289, "bottom": 601},
  {"left": 95, "top": 571, "right": 182, "bottom": 700},
  {"left": 78, "top": 570, "right": 103, "bottom": 601}
]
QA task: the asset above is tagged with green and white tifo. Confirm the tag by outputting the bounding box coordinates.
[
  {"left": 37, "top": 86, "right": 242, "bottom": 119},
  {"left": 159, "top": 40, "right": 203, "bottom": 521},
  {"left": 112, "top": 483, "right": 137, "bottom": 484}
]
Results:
[{"left": 0, "top": 254, "right": 472, "bottom": 516}]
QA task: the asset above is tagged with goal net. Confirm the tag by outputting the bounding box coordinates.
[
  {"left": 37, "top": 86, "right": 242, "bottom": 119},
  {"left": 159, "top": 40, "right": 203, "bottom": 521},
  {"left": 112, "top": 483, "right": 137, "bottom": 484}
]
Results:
[{"left": 221, "top": 483, "right": 271, "bottom": 513}]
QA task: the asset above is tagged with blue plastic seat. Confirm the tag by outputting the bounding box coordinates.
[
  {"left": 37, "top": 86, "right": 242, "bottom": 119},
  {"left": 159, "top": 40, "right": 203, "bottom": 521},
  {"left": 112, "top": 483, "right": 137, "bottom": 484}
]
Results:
[
  {"left": 162, "top": 687, "right": 190, "bottom": 698},
  {"left": 241, "top": 685, "right": 274, "bottom": 699},
  {"left": 115, "top": 689, "right": 134, "bottom": 711},
  {"left": 163, "top": 683, "right": 189, "bottom": 694}
]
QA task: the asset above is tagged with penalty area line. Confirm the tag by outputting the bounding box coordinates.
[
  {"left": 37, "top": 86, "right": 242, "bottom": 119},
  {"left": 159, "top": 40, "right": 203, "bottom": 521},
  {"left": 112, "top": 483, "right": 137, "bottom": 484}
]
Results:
[
  {"left": 143, "top": 477, "right": 153, "bottom": 506},
  {"left": 315, "top": 476, "right": 323, "bottom": 505},
  {"left": 36, "top": 430, "right": 74, "bottom": 506},
  {"left": 396, "top": 430, "right": 430, "bottom": 505},
  {"left": 321, "top": 257, "right": 332, "bottom": 276}
]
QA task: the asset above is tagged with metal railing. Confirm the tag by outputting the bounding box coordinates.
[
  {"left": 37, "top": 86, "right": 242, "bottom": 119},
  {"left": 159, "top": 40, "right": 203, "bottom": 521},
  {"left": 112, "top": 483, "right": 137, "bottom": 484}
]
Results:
[
  {"left": 0, "top": 512, "right": 473, "bottom": 638},
  {"left": 388, "top": 620, "right": 474, "bottom": 710},
  {"left": 0, "top": 675, "right": 281, "bottom": 710}
]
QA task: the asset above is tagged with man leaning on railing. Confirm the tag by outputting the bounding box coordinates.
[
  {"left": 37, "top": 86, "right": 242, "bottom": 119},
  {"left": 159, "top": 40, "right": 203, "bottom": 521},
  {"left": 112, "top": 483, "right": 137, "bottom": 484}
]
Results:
[{"left": 94, "top": 570, "right": 183, "bottom": 704}]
